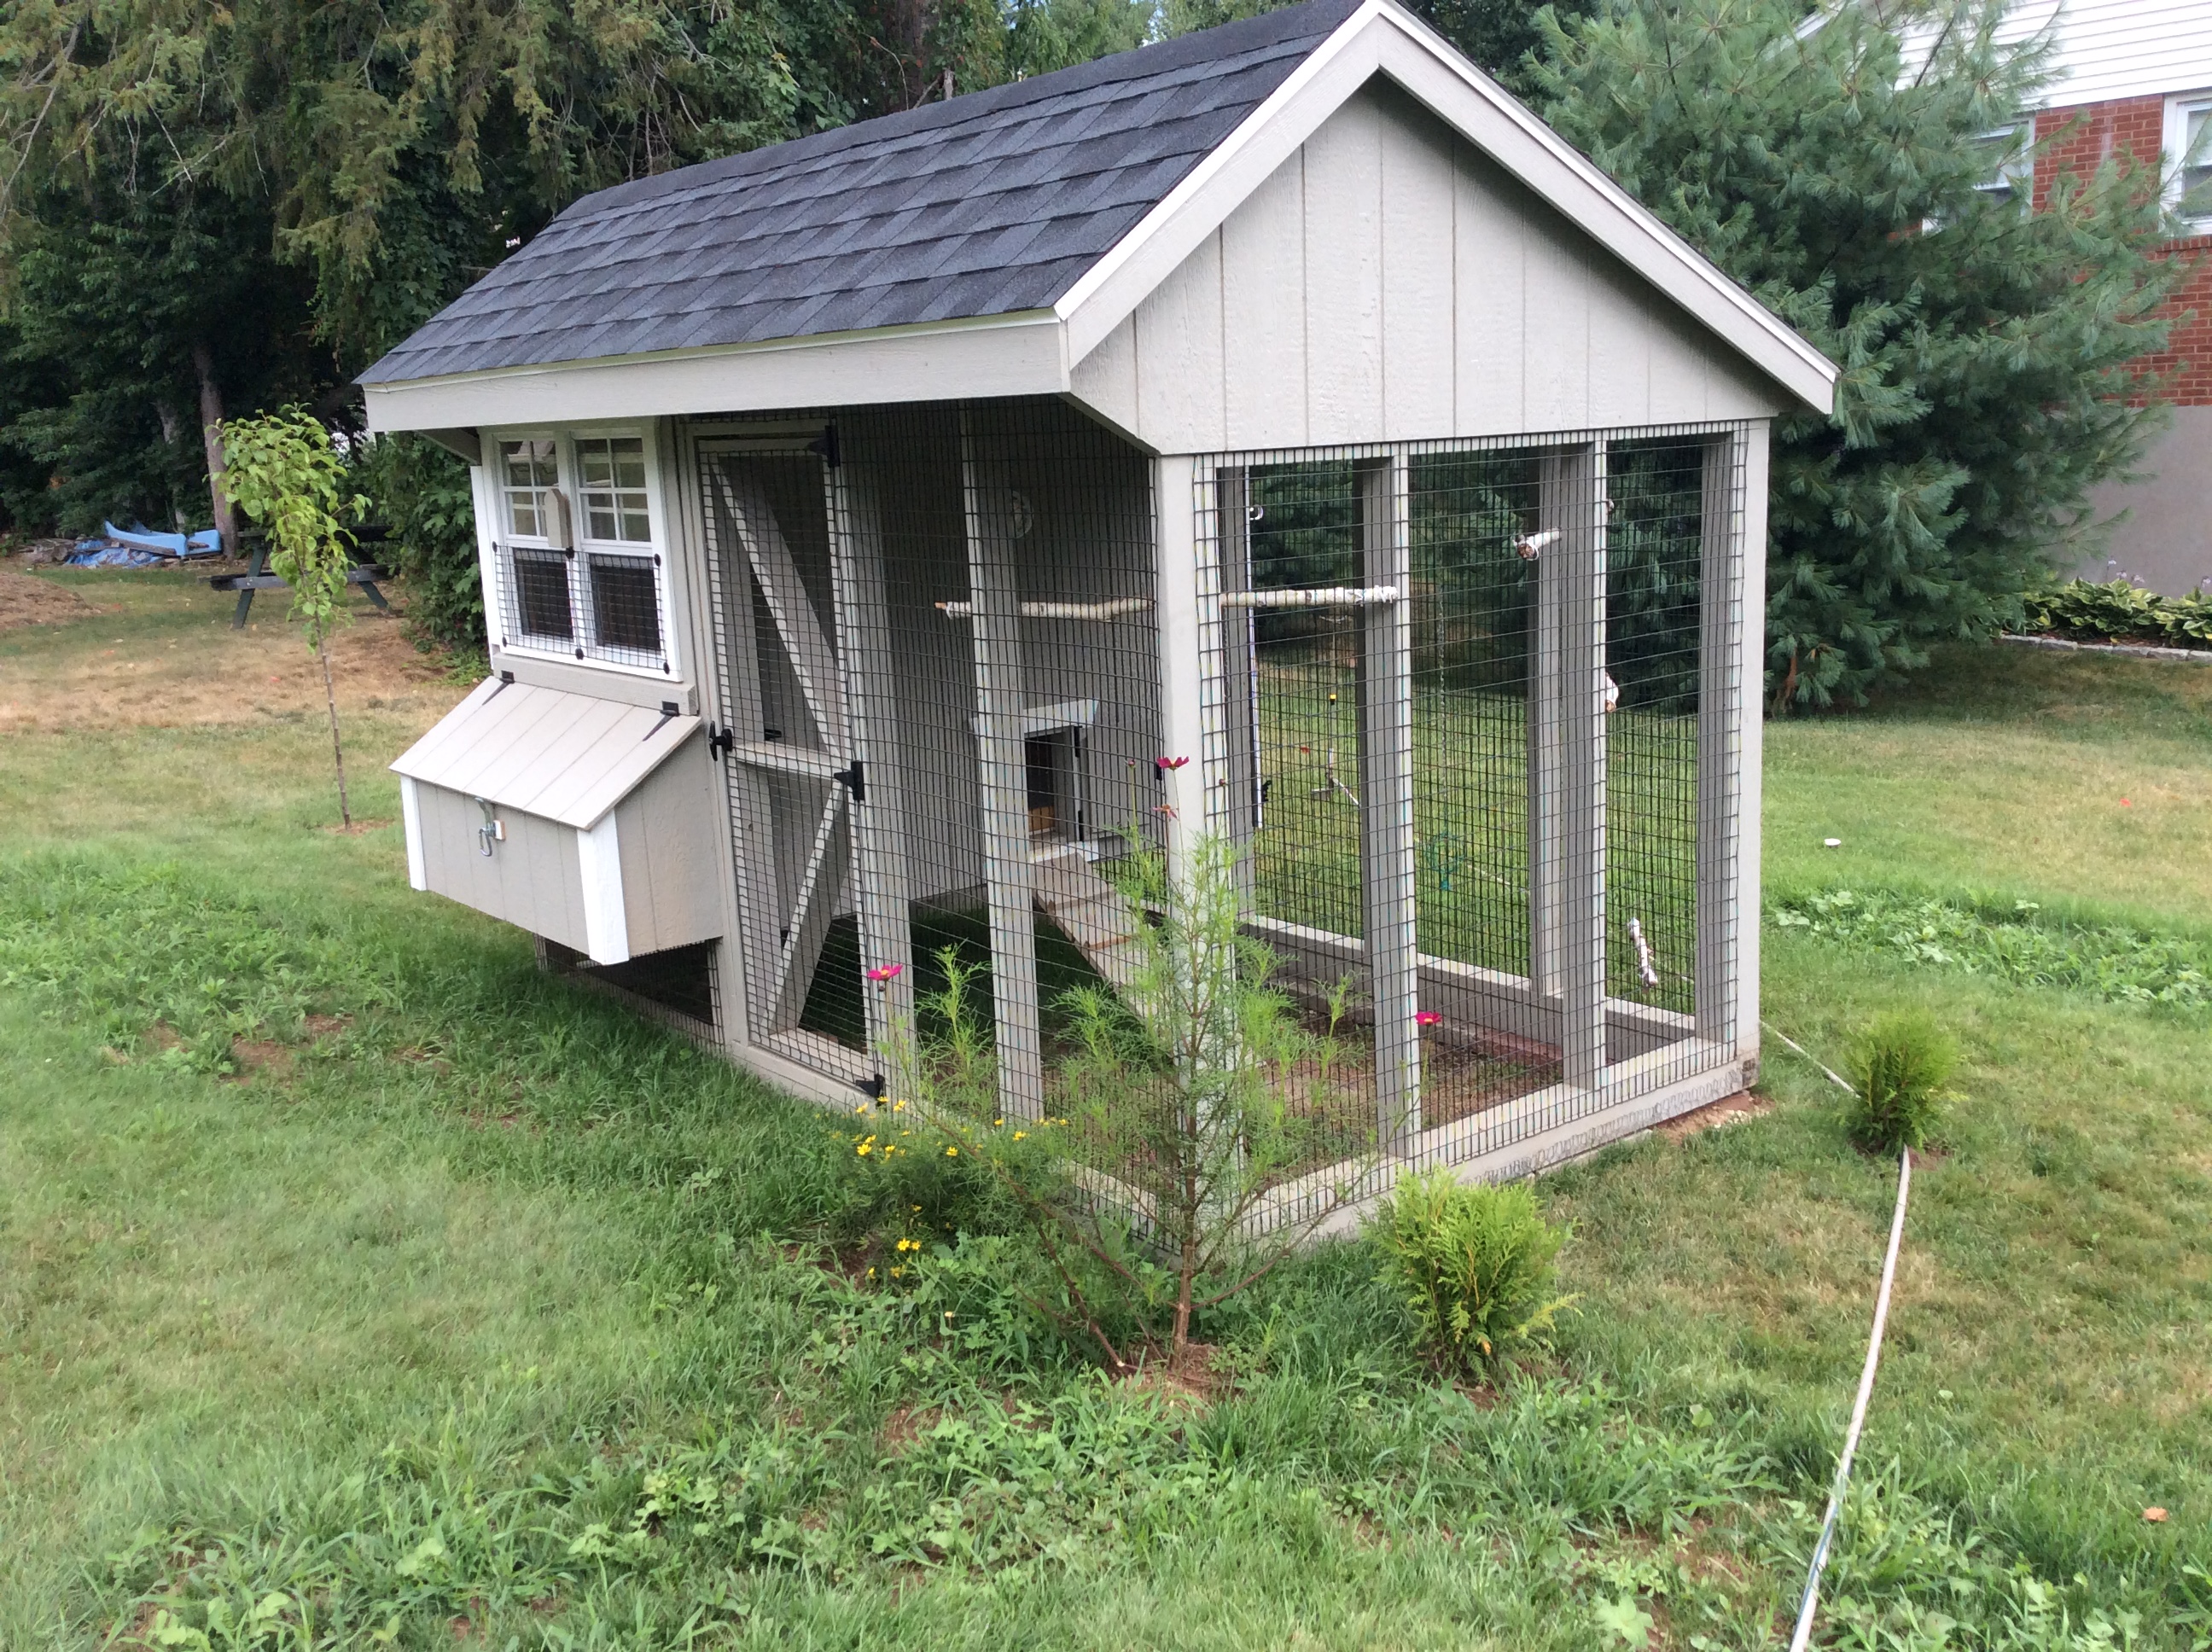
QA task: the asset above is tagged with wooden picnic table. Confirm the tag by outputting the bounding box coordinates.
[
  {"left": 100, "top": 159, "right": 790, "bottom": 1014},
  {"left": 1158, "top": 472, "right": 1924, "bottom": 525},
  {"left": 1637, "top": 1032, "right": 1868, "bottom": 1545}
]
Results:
[{"left": 207, "top": 526, "right": 394, "bottom": 629}]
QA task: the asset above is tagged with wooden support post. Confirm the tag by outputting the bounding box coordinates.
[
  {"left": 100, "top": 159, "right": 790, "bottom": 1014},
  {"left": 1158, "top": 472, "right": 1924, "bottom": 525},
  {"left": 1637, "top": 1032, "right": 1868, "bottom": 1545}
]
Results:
[
  {"left": 1213, "top": 467, "right": 1260, "bottom": 866},
  {"left": 1734, "top": 426, "right": 1770, "bottom": 1075},
  {"left": 828, "top": 443, "right": 917, "bottom": 1079},
  {"left": 1696, "top": 429, "right": 1746, "bottom": 1050},
  {"left": 1154, "top": 455, "right": 1211, "bottom": 865},
  {"left": 1528, "top": 457, "right": 1569, "bottom": 998},
  {"left": 1357, "top": 455, "right": 1420, "bottom": 1147},
  {"left": 961, "top": 412, "right": 1045, "bottom": 1121},
  {"left": 1556, "top": 443, "right": 1609, "bottom": 1091}
]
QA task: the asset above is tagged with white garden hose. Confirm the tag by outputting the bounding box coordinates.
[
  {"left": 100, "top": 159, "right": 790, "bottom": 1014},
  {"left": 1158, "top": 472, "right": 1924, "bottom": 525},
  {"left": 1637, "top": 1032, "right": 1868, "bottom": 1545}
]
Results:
[{"left": 1764, "top": 1020, "right": 1914, "bottom": 1652}]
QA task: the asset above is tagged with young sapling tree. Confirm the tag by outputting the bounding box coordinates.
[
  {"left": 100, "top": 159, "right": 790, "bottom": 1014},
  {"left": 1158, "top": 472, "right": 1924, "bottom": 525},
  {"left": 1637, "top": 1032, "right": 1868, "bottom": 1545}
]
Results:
[{"left": 219, "top": 410, "right": 370, "bottom": 827}]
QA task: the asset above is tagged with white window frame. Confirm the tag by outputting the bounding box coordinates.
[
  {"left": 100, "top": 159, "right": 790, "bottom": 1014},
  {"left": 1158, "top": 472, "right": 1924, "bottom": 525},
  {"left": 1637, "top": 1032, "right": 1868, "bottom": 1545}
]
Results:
[
  {"left": 488, "top": 427, "right": 680, "bottom": 680},
  {"left": 2166, "top": 93, "right": 2212, "bottom": 237},
  {"left": 1970, "top": 121, "right": 2034, "bottom": 207}
]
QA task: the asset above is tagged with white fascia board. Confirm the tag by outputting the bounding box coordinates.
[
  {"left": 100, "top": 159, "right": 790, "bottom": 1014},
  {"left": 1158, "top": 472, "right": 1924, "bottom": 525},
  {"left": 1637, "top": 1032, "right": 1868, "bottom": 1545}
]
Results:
[
  {"left": 1057, "top": 0, "right": 1841, "bottom": 416},
  {"left": 363, "top": 311, "right": 1068, "bottom": 433}
]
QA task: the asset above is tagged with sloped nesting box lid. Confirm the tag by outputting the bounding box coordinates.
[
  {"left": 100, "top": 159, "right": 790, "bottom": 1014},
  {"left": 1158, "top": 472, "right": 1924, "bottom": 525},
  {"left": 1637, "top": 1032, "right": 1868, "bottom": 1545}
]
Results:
[{"left": 391, "top": 679, "right": 701, "bottom": 829}]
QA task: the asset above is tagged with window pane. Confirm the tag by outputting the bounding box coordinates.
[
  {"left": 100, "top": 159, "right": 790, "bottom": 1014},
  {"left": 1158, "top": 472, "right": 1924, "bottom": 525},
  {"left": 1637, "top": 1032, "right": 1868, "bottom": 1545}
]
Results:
[
  {"left": 2185, "top": 108, "right": 2212, "bottom": 218},
  {"left": 589, "top": 555, "right": 662, "bottom": 656},
  {"left": 513, "top": 550, "right": 574, "bottom": 641},
  {"left": 577, "top": 436, "right": 653, "bottom": 543},
  {"left": 578, "top": 439, "right": 614, "bottom": 488},
  {"left": 510, "top": 496, "right": 541, "bottom": 538}
]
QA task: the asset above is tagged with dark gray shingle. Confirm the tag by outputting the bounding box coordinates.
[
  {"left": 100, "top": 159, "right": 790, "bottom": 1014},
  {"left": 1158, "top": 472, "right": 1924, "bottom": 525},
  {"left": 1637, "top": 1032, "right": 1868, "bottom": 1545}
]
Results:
[{"left": 359, "top": 0, "right": 1360, "bottom": 385}]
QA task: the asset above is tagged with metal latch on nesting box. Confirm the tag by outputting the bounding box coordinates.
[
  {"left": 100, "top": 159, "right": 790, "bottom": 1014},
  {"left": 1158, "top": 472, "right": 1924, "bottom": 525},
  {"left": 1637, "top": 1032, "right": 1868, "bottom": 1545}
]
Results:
[{"left": 474, "top": 795, "right": 505, "bottom": 858}]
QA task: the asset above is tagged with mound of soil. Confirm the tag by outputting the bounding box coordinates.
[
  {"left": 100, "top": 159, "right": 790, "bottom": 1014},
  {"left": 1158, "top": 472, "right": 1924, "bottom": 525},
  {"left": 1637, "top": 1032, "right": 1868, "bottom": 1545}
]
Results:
[{"left": 0, "top": 568, "right": 97, "bottom": 631}]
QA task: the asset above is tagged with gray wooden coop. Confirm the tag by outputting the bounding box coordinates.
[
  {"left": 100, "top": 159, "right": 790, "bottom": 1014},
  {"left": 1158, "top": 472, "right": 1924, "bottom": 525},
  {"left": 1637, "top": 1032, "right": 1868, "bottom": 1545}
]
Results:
[{"left": 368, "top": 0, "right": 1837, "bottom": 1215}]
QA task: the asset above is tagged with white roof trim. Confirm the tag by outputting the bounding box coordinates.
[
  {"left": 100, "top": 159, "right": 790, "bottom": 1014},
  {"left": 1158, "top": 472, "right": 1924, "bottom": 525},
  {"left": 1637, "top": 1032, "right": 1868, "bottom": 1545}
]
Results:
[
  {"left": 390, "top": 677, "right": 702, "bottom": 830},
  {"left": 1056, "top": 0, "right": 1839, "bottom": 414}
]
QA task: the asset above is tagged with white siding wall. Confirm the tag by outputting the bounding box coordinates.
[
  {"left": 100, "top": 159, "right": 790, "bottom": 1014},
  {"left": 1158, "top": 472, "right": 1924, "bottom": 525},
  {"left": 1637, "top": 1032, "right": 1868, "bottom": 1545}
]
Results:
[
  {"left": 1903, "top": 0, "right": 2212, "bottom": 110},
  {"left": 1069, "top": 81, "right": 1782, "bottom": 455}
]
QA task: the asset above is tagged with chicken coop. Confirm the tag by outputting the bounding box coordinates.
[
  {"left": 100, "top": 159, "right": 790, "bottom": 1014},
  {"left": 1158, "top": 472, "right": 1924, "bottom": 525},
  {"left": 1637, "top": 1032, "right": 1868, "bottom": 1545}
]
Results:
[{"left": 368, "top": 0, "right": 1836, "bottom": 1225}]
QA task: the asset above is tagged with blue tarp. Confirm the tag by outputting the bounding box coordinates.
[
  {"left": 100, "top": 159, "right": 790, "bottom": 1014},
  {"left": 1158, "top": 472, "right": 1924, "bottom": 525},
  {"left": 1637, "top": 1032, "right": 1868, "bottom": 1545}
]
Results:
[
  {"left": 102, "top": 521, "right": 223, "bottom": 557},
  {"left": 65, "top": 544, "right": 167, "bottom": 567}
]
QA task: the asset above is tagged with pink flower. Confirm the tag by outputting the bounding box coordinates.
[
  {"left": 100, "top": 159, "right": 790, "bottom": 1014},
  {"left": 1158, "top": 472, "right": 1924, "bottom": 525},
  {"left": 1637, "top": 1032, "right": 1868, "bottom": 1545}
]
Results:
[
  {"left": 866, "top": 963, "right": 905, "bottom": 984},
  {"left": 1155, "top": 755, "right": 1190, "bottom": 771},
  {"left": 1415, "top": 1011, "right": 1442, "bottom": 1027}
]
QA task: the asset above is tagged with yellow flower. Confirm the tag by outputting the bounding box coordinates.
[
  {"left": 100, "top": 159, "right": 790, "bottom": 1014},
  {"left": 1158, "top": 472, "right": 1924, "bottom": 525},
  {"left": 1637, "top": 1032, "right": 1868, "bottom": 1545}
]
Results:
[
  {"left": 893, "top": 1100, "right": 907, "bottom": 1112},
  {"left": 1013, "top": 1131, "right": 1027, "bottom": 1141},
  {"left": 856, "top": 1142, "right": 873, "bottom": 1156},
  {"left": 944, "top": 1146, "right": 958, "bottom": 1157},
  {"left": 993, "top": 1118, "right": 1004, "bottom": 1126}
]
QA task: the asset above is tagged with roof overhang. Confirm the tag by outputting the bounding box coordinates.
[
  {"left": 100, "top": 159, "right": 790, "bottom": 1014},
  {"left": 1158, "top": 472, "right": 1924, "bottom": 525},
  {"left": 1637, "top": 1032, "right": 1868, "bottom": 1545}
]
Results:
[
  {"left": 363, "top": 0, "right": 1836, "bottom": 439},
  {"left": 361, "top": 309, "right": 1067, "bottom": 435}
]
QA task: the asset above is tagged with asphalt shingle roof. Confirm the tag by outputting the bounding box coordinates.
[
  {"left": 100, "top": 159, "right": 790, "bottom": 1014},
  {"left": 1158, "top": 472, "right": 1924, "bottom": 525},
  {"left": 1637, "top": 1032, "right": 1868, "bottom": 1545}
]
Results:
[{"left": 359, "top": 0, "right": 1363, "bottom": 386}]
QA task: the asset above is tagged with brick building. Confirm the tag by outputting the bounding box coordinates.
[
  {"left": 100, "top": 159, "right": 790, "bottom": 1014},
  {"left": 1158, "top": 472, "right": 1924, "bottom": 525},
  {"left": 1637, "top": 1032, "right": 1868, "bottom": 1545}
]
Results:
[{"left": 1993, "top": 0, "right": 2212, "bottom": 593}]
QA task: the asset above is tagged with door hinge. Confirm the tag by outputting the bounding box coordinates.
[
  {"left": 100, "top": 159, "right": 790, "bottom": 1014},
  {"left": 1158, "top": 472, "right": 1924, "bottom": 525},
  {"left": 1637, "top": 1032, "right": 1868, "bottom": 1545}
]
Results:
[
  {"left": 810, "top": 422, "right": 841, "bottom": 469},
  {"left": 707, "top": 725, "right": 735, "bottom": 760},
  {"left": 832, "top": 760, "right": 864, "bottom": 804}
]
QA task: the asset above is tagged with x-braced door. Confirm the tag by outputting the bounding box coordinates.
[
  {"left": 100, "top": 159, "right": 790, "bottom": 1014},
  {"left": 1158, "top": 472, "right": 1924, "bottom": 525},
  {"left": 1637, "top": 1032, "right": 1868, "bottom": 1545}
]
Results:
[{"left": 701, "top": 445, "right": 874, "bottom": 1083}]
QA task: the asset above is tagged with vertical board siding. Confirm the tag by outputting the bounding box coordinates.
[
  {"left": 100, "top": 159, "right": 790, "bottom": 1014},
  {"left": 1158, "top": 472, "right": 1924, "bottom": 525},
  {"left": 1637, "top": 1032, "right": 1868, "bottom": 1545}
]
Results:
[
  {"left": 1074, "top": 82, "right": 1785, "bottom": 453},
  {"left": 1220, "top": 160, "right": 1311, "bottom": 449},
  {"left": 1302, "top": 90, "right": 1386, "bottom": 444},
  {"left": 1133, "top": 228, "right": 1228, "bottom": 452},
  {"left": 1377, "top": 88, "right": 1457, "bottom": 440},
  {"left": 1452, "top": 141, "right": 1527, "bottom": 433}
]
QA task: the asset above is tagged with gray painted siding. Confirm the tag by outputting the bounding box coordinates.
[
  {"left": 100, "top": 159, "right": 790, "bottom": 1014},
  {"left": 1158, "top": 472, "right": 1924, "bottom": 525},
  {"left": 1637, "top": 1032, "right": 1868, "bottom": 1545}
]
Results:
[
  {"left": 1070, "top": 81, "right": 1781, "bottom": 452},
  {"left": 413, "top": 743, "right": 722, "bottom": 961},
  {"left": 614, "top": 737, "right": 725, "bottom": 955}
]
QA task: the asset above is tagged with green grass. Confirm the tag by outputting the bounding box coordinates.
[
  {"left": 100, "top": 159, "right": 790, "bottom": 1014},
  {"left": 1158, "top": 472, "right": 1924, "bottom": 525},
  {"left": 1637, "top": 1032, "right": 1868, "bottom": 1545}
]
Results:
[{"left": 3, "top": 590, "right": 2210, "bottom": 1649}]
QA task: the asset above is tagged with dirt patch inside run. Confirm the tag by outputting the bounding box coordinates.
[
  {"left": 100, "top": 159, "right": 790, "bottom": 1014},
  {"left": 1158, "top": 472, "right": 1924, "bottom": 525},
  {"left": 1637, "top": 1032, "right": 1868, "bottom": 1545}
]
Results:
[{"left": 0, "top": 568, "right": 98, "bottom": 631}]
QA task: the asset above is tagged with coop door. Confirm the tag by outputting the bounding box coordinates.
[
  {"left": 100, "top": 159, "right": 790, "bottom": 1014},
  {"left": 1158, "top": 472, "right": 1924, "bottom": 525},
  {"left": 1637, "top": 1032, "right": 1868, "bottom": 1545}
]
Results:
[{"left": 701, "top": 448, "right": 869, "bottom": 1078}]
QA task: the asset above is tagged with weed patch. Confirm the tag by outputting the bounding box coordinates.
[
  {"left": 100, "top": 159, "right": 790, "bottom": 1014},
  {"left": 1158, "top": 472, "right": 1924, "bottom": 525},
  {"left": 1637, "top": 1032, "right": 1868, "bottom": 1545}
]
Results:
[{"left": 1770, "top": 889, "right": 2212, "bottom": 1008}]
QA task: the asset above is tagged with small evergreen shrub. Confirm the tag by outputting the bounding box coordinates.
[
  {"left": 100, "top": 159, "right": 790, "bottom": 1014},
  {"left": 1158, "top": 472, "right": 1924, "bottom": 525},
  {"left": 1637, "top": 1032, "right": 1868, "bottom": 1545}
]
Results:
[
  {"left": 1846, "top": 1011, "right": 1955, "bottom": 1154},
  {"left": 1369, "top": 1169, "right": 1573, "bottom": 1375}
]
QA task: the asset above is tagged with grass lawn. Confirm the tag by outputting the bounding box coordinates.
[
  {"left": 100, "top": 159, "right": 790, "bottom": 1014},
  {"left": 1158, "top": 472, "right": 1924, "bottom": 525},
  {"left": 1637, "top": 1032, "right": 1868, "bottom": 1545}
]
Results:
[{"left": 3, "top": 565, "right": 2209, "bottom": 1649}]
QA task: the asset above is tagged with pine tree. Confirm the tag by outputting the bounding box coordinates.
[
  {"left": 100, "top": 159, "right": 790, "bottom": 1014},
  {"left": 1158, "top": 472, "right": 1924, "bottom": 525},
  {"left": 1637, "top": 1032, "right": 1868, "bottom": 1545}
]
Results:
[{"left": 1531, "top": 0, "right": 2180, "bottom": 708}]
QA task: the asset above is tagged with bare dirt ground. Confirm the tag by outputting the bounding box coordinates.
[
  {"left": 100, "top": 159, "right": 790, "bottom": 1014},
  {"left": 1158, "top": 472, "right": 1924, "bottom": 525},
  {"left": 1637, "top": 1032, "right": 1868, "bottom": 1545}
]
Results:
[
  {"left": 0, "top": 568, "right": 96, "bottom": 631},
  {"left": 0, "top": 554, "right": 471, "bottom": 735}
]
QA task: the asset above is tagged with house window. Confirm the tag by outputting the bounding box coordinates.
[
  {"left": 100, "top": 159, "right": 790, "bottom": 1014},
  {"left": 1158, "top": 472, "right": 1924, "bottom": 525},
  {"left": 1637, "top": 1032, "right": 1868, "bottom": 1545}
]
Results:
[
  {"left": 492, "top": 430, "right": 673, "bottom": 674},
  {"left": 1970, "top": 123, "right": 2032, "bottom": 206},
  {"left": 502, "top": 439, "right": 562, "bottom": 541},
  {"left": 577, "top": 436, "right": 653, "bottom": 542},
  {"left": 511, "top": 547, "right": 577, "bottom": 643},
  {"left": 2169, "top": 95, "right": 2212, "bottom": 235},
  {"left": 587, "top": 552, "right": 665, "bottom": 661}
]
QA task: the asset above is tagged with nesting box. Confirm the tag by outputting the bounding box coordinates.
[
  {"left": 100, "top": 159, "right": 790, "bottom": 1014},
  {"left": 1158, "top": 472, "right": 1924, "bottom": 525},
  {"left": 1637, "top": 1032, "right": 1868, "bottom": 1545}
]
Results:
[{"left": 364, "top": 0, "right": 1837, "bottom": 1215}]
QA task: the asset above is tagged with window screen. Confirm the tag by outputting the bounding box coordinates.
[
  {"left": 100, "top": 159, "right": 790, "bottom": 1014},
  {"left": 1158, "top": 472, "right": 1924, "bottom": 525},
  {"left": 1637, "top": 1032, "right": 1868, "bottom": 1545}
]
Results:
[
  {"left": 2181, "top": 103, "right": 2212, "bottom": 226},
  {"left": 512, "top": 547, "right": 575, "bottom": 642},
  {"left": 588, "top": 553, "right": 663, "bottom": 661},
  {"left": 503, "top": 439, "right": 560, "bottom": 540},
  {"left": 578, "top": 437, "right": 653, "bottom": 542}
]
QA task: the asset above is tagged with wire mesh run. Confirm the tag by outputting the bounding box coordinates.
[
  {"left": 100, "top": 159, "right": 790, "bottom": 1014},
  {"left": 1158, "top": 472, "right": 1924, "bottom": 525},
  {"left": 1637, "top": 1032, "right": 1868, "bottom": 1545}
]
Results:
[
  {"left": 695, "top": 400, "right": 1163, "bottom": 1131},
  {"left": 1196, "top": 423, "right": 1750, "bottom": 1226},
  {"left": 585, "top": 551, "right": 667, "bottom": 665}
]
